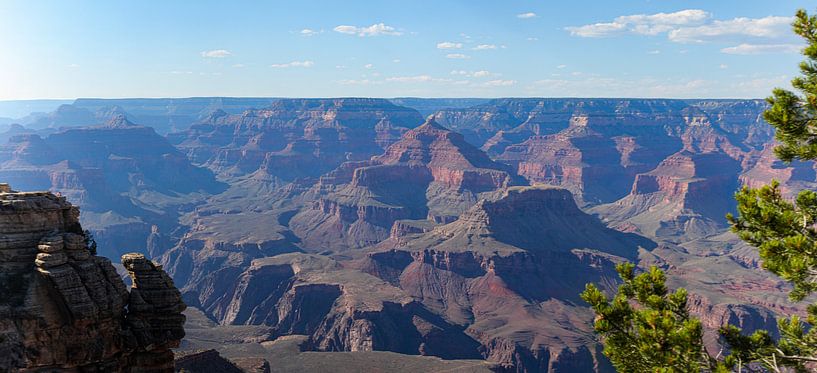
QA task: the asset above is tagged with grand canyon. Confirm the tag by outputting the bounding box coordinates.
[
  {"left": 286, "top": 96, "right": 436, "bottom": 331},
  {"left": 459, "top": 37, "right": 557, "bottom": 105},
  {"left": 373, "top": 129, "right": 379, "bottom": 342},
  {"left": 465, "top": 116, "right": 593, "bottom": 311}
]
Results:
[
  {"left": 0, "top": 97, "right": 806, "bottom": 371},
  {"left": 3, "top": 1, "right": 811, "bottom": 371}
]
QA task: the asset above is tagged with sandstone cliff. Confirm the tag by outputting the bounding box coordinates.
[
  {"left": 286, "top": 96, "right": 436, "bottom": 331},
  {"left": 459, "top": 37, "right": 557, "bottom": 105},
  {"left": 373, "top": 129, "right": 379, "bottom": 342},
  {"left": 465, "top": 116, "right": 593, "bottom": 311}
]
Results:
[{"left": 0, "top": 186, "right": 186, "bottom": 372}]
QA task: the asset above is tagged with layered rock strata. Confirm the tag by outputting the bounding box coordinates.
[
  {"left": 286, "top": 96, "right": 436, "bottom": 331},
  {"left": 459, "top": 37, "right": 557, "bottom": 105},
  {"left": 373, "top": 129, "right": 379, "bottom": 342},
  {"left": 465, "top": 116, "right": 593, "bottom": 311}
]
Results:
[{"left": 0, "top": 187, "right": 186, "bottom": 372}]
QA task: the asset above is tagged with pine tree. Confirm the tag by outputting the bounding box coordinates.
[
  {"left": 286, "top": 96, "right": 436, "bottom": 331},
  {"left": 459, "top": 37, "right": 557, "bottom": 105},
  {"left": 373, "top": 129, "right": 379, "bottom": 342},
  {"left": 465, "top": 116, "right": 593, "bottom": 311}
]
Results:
[
  {"left": 585, "top": 9, "right": 817, "bottom": 372},
  {"left": 581, "top": 263, "right": 724, "bottom": 372},
  {"left": 723, "top": 8, "right": 817, "bottom": 371}
]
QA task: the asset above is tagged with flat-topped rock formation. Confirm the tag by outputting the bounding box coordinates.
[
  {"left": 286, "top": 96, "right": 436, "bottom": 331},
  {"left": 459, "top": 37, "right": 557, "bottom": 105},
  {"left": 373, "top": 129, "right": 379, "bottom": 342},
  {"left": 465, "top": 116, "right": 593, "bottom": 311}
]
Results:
[
  {"left": 0, "top": 186, "right": 186, "bottom": 372},
  {"left": 169, "top": 98, "right": 425, "bottom": 182}
]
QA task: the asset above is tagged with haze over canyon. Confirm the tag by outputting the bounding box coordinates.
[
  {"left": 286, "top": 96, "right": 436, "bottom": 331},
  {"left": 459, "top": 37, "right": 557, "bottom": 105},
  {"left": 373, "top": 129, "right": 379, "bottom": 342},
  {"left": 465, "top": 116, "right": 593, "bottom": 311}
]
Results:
[{"left": 0, "top": 96, "right": 807, "bottom": 371}]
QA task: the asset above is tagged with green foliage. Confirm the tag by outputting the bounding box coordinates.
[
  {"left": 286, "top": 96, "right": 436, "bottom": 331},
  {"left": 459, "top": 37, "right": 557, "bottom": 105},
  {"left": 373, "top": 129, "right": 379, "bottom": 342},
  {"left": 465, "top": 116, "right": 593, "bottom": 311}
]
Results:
[
  {"left": 765, "top": 10, "right": 817, "bottom": 162},
  {"left": 581, "top": 263, "right": 722, "bottom": 372},
  {"left": 586, "top": 8, "right": 817, "bottom": 372},
  {"left": 721, "top": 10, "right": 817, "bottom": 371},
  {"left": 728, "top": 181, "right": 817, "bottom": 301},
  {"left": 724, "top": 8, "right": 817, "bottom": 371}
]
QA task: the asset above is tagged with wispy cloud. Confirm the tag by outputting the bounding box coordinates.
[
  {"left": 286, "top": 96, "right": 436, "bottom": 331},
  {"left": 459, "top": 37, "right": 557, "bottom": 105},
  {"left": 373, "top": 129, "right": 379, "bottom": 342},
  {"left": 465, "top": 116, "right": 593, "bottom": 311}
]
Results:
[
  {"left": 270, "top": 60, "right": 315, "bottom": 68},
  {"left": 473, "top": 44, "right": 497, "bottom": 50},
  {"left": 200, "top": 49, "right": 232, "bottom": 58},
  {"left": 566, "top": 10, "right": 796, "bottom": 52},
  {"left": 364, "top": 63, "right": 374, "bottom": 69},
  {"left": 566, "top": 9, "right": 709, "bottom": 37},
  {"left": 451, "top": 70, "right": 494, "bottom": 78},
  {"left": 300, "top": 28, "right": 323, "bottom": 37},
  {"left": 386, "top": 75, "right": 452, "bottom": 83},
  {"left": 231, "top": 64, "right": 245, "bottom": 68},
  {"left": 484, "top": 79, "right": 517, "bottom": 86},
  {"left": 517, "top": 12, "right": 537, "bottom": 19},
  {"left": 446, "top": 53, "right": 470, "bottom": 59},
  {"left": 336, "top": 79, "right": 378, "bottom": 85},
  {"left": 333, "top": 23, "right": 402, "bottom": 37},
  {"left": 437, "top": 42, "right": 463, "bottom": 49},
  {"left": 668, "top": 16, "right": 794, "bottom": 43},
  {"left": 720, "top": 43, "right": 801, "bottom": 55}
]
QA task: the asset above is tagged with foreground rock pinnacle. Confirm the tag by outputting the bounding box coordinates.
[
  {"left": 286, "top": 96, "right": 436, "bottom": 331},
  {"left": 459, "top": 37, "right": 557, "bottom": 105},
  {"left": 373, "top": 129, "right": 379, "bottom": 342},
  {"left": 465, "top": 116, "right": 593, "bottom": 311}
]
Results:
[{"left": 0, "top": 185, "right": 186, "bottom": 372}]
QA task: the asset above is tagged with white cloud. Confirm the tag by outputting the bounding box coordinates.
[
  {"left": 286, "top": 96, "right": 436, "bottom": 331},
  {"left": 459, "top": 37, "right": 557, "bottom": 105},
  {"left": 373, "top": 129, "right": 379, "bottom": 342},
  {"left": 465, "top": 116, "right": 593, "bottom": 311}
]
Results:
[
  {"left": 473, "top": 44, "right": 497, "bottom": 50},
  {"left": 484, "top": 79, "right": 517, "bottom": 86},
  {"left": 450, "top": 70, "right": 494, "bottom": 78},
  {"left": 385, "top": 75, "right": 452, "bottom": 83},
  {"left": 336, "top": 79, "right": 377, "bottom": 85},
  {"left": 556, "top": 64, "right": 567, "bottom": 69},
  {"left": 170, "top": 71, "right": 194, "bottom": 75},
  {"left": 200, "top": 49, "right": 232, "bottom": 58},
  {"left": 647, "top": 50, "right": 661, "bottom": 54},
  {"left": 719, "top": 64, "right": 729, "bottom": 69},
  {"left": 364, "top": 63, "right": 374, "bottom": 69},
  {"left": 668, "top": 16, "right": 794, "bottom": 43},
  {"left": 335, "top": 65, "right": 347, "bottom": 69},
  {"left": 567, "top": 11, "right": 797, "bottom": 48},
  {"left": 437, "top": 42, "right": 463, "bottom": 49},
  {"left": 392, "top": 59, "right": 401, "bottom": 63},
  {"left": 67, "top": 63, "right": 80, "bottom": 68},
  {"left": 231, "top": 64, "right": 245, "bottom": 68},
  {"left": 527, "top": 37, "right": 539, "bottom": 41},
  {"left": 300, "top": 29, "right": 323, "bottom": 37},
  {"left": 566, "top": 9, "right": 710, "bottom": 37},
  {"left": 446, "top": 53, "right": 470, "bottom": 59},
  {"left": 333, "top": 23, "right": 402, "bottom": 37},
  {"left": 720, "top": 43, "right": 801, "bottom": 54},
  {"left": 517, "top": 12, "right": 537, "bottom": 19},
  {"left": 270, "top": 60, "right": 315, "bottom": 68}
]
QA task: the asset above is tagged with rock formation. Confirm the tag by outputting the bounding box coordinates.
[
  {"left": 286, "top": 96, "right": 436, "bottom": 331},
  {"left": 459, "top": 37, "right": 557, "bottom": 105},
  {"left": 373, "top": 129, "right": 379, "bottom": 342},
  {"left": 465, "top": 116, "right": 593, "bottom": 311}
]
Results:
[
  {"left": 289, "top": 118, "right": 525, "bottom": 252},
  {"left": 0, "top": 186, "right": 186, "bottom": 372},
  {"left": 169, "top": 98, "right": 425, "bottom": 182},
  {"left": 0, "top": 115, "right": 225, "bottom": 257}
]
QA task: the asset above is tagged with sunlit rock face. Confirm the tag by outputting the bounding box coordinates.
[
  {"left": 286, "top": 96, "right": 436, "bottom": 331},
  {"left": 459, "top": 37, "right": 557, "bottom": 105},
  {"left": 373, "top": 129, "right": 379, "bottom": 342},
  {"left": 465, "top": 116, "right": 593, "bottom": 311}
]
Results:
[
  {"left": 289, "top": 118, "right": 526, "bottom": 252},
  {"left": 0, "top": 187, "right": 185, "bottom": 372}
]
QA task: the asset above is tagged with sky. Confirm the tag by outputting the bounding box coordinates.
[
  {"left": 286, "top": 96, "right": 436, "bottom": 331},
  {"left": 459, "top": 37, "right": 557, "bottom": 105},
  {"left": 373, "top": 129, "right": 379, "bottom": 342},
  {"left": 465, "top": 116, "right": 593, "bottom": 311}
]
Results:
[{"left": 0, "top": 0, "right": 812, "bottom": 99}]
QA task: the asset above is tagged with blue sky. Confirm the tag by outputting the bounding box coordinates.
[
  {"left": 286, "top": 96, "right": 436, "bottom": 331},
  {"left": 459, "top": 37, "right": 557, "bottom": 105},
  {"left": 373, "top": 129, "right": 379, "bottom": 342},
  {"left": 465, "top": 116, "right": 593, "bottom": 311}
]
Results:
[{"left": 0, "top": 0, "right": 811, "bottom": 99}]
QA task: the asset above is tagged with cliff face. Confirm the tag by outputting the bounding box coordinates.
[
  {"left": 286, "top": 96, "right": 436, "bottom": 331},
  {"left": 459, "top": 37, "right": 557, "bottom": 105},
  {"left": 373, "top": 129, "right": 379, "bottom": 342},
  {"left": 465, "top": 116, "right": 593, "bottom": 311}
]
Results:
[
  {"left": 169, "top": 98, "right": 425, "bottom": 182},
  {"left": 435, "top": 99, "right": 771, "bottom": 209},
  {"left": 189, "top": 187, "right": 648, "bottom": 372},
  {"left": 592, "top": 151, "right": 742, "bottom": 241},
  {"left": 355, "top": 186, "right": 651, "bottom": 371},
  {"left": 289, "top": 118, "right": 526, "bottom": 252},
  {"left": 0, "top": 187, "right": 186, "bottom": 372}
]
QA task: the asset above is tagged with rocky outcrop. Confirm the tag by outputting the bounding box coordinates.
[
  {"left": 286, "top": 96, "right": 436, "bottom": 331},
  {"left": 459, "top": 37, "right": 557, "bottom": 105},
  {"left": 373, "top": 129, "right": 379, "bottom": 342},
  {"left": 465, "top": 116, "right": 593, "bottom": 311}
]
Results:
[
  {"left": 289, "top": 118, "right": 525, "bottom": 252},
  {"left": 0, "top": 187, "right": 186, "bottom": 372},
  {"left": 192, "top": 253, "right": 483, "bottom": 361},
  {"left": 592, "top": 151, "right": 742, "bottom": 241},
  {"left": 174, "top": 349, "right": 243, "bottom": 373}
]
